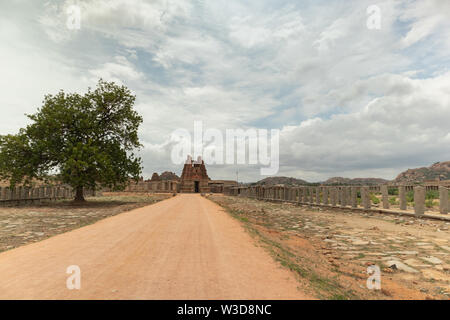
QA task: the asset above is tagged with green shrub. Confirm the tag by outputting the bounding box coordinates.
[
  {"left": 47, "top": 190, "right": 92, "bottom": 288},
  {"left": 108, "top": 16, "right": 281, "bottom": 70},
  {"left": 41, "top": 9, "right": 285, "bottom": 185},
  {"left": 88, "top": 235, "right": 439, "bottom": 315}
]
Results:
[
  {"left": 388, "top": 187, "right": 398, "bottom": 196},
  {"left": 389, "top": 197, "right": 398, "bottom": 205},
  {"left": 426, "top": 190, "right": 439, "bottom": 200},
  {"left": 370, "top": 193, "right": 380, "bottom": 204},
  {"left": 425, "top": 199, "right": 435, "bottom": 208},
  {"left": 406, "top": 191, "right": 414, "bottom": 203}
]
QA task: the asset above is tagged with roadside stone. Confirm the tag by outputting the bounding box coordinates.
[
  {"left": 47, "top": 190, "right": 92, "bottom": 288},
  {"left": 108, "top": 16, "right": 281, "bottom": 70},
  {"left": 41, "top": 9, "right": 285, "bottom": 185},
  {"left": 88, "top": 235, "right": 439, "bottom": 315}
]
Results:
[
  {"left": 404, "top": 258, "right": 429, "bottom": 268},
  {"left": 351, "top": 239, "right": 369, "bottom": 245},
  {"left": 420, "top": 256, "right": 443, "bottom": 265},
  {"left": 386, "top": 260, "right": 419, "bottom": 273}
]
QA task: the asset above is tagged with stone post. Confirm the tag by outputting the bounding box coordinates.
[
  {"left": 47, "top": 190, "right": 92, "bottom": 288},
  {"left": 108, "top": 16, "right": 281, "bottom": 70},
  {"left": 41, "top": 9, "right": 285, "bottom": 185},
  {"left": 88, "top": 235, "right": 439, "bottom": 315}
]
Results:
[
  {"left": 341, "top": 187, "right": 347, "bottom": 207},
  {"left": 16, "top": 186, "right": 23, "bottom": 202},
  {"left": 399, "top": 186, "right": 406, "bottom": 210},
  {"left": 381, "top": 185, "right": 389, "bottom": 209},
  {"left": 361, "top": 187, "right": 371, "bottom": 209},
  {"left": 316, "top": 187, "right": 321, "bottom": 205},
  {"left": 414, "top": 186, "right": 425, "bottom": 215},
  {"left": 310, "top": 187, "right": 315, "bottom": 204},
  {"left": 439, "top": 186, "right": 448, "bottom": 214},
  {"left": 323, "top": 187, "right": 329, "bottom": 205},
  {"left": 351, "top": 187, "right": 357, "bottom": 208},
  {"left": 330, "top": 187, "right": 336, "bottom": 206}
]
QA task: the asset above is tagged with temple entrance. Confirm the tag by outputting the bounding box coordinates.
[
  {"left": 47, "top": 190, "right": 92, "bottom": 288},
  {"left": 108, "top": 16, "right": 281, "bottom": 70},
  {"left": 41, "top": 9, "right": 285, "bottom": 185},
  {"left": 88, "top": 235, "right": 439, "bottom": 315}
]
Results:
[{"left": 194, "top": 181, "right": 200, "bottom": 193}]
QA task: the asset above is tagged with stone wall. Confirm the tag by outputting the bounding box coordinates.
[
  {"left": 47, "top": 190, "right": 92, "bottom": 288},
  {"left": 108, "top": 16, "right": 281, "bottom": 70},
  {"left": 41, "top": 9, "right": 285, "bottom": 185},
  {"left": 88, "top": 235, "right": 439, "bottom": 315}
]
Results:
[{"left": 125, "top": 180, "right": 179, "bottom": 193}]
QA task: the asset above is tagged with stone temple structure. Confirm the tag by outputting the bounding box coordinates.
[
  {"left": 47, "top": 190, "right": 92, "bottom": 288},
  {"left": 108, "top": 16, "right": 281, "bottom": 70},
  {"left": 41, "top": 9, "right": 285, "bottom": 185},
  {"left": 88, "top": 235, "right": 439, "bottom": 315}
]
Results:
[{"left": 180, "top": 156, "right": 211, "bottom": 193}]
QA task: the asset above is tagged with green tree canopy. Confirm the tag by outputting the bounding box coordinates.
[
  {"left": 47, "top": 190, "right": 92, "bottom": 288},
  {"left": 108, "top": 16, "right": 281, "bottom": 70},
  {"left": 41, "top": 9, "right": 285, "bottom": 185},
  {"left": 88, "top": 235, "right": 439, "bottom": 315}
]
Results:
[{"left": 0, "top": 79, "right": 143, "bottom": 201}]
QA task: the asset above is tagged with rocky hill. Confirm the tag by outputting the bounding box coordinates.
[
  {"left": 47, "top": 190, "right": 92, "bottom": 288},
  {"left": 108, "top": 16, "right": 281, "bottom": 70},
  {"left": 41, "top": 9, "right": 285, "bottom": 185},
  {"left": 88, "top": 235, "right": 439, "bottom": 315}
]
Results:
[
  {"left": 254, "top": 176, "right": 309, "bottom": 186},
  {"left": 394, "top": 161, "right": 450, "bottom": 184},
  {"left": 322, "top": 177, "right": 389, "bottom": 185}
]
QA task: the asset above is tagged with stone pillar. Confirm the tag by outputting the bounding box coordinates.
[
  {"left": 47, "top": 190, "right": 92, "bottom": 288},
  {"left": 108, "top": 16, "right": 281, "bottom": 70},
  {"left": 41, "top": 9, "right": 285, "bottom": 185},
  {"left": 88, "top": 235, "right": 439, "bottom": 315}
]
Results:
[
  {"left": 323, "top": 187, "right": 329, "bottom": 205},
  {"left": 361, "top": 187, "right": 371, "bottom": 209},
  {"left": 381, "top": 185, "right": 389, "bottom": 209},
  {"left": 330, "top": 187, "right": 337, "bottom": 206},
  {"left": 347, "top": 187, "right": 352, "bottom": 206},
  {"left": 399, "top": 186, "right": 406, "bottom": 210},
  {"left": 439, "top": 186, "right": 448, "bottom": 214},
  {"left": 341, "top": 187, "right": 347, "bottom": 207},
  {"left": 414, "top": 186, "right": 425, "bottom": 215},
  {"left": 316, "top": 187, "right": 321, "bottom": 205},
  {"left": 310, "top": 187, "right": 315, "bottom": 204},
  {"left": 16, "top": 186, "right": 22, "bottom": 201},
  {"left": 350, "top": 187, "right": 357, "bottom": 208}
]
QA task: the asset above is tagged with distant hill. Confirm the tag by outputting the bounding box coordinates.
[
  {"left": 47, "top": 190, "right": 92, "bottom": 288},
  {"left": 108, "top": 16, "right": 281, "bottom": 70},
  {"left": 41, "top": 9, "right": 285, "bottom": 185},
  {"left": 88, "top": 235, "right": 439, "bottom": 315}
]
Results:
[
  {"left": 322, "top": 177, "right": 389, "bottom": 185},
  {"left": 394, "top": 161, "right": 450, "bottom": 184},
  {"left": 254, "top": 176, "right": 309, "bottom": 186}
]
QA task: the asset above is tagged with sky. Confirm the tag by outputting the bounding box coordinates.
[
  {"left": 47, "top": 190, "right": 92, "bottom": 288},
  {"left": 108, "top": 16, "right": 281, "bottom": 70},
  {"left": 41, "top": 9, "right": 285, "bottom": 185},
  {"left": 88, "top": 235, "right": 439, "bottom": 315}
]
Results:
[{"left": 0, "top": 0, "right": 449, "bottom": 182}]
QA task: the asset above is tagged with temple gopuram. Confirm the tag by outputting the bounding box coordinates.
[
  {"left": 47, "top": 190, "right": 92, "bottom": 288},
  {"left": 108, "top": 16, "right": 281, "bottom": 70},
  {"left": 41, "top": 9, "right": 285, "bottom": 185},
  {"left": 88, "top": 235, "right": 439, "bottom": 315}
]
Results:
[{"left": 180, "top": 156, "right": 211, "bottom": 193}]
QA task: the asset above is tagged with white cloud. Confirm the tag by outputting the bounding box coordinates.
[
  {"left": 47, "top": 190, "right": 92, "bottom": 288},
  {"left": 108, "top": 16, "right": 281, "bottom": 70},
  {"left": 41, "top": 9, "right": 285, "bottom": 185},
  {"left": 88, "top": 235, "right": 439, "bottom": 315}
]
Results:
[{"left": 1, "top": 0, "right": 449, "bottom": 182}]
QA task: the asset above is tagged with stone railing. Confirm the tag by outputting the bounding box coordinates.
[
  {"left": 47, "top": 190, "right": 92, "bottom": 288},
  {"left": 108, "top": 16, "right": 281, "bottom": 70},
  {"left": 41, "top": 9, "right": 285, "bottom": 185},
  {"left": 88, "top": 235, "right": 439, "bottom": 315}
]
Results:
[
  {"left": 0, "top": 185, "right": 98, "bottom": 205},
  {"left": 225, "top": 185, "right": 449, "bottom": 217}
]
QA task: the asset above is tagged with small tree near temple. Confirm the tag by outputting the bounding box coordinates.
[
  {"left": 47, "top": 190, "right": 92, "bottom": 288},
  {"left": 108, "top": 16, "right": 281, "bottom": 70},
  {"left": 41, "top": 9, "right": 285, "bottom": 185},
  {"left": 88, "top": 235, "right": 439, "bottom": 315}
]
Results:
[{"left": 0, "top": 79, "right": 143, "bottom": 202}]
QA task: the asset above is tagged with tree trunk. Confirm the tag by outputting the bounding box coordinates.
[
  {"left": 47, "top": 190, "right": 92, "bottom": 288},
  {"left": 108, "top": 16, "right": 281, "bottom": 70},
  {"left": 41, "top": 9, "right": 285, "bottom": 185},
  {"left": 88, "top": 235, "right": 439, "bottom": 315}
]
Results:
[{"left": 74, "top": 186, "right": 85, "bottom": 202}]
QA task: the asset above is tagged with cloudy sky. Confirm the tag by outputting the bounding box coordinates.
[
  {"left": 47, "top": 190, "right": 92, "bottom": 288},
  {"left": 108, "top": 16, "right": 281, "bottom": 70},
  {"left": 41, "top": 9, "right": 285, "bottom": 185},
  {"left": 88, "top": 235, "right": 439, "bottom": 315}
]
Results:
[{"left": 1, "top": 0, "right": 449, "bottom": 182}]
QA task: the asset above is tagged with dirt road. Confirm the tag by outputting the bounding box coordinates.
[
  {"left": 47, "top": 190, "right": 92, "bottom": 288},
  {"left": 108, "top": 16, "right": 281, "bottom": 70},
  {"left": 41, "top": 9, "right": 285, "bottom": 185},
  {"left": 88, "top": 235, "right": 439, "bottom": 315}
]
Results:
[{"left": 0, "top": 194, "right": 308, "bottom": 299}]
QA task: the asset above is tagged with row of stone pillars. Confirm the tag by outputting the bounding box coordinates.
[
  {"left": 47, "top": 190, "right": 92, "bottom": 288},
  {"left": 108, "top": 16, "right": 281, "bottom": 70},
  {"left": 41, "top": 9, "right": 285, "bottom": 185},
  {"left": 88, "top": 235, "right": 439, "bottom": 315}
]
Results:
[
  {"left": 237, "top": 185, "right": 449, "bottom": 215},
  {"left": 0, "top": 186, "right": 98, "bottom": 205}
]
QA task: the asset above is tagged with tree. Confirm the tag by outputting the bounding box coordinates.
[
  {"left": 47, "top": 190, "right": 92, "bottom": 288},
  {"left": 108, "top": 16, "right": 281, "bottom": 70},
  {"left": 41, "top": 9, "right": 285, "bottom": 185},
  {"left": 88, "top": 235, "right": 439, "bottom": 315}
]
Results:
[{"left": 0, "top": 79, "right": 143, "bottom": 202}]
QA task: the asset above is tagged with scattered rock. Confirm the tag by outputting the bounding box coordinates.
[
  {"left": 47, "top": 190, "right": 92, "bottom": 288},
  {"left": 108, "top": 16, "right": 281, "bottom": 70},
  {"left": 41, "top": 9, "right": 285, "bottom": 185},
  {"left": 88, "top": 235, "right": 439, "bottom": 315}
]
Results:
[
  {"left": 386, "top": 260, "right": 419, "bottom": 273},
  {"left": 420, "top": 256, "right": 443, "bottom": 265}
]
